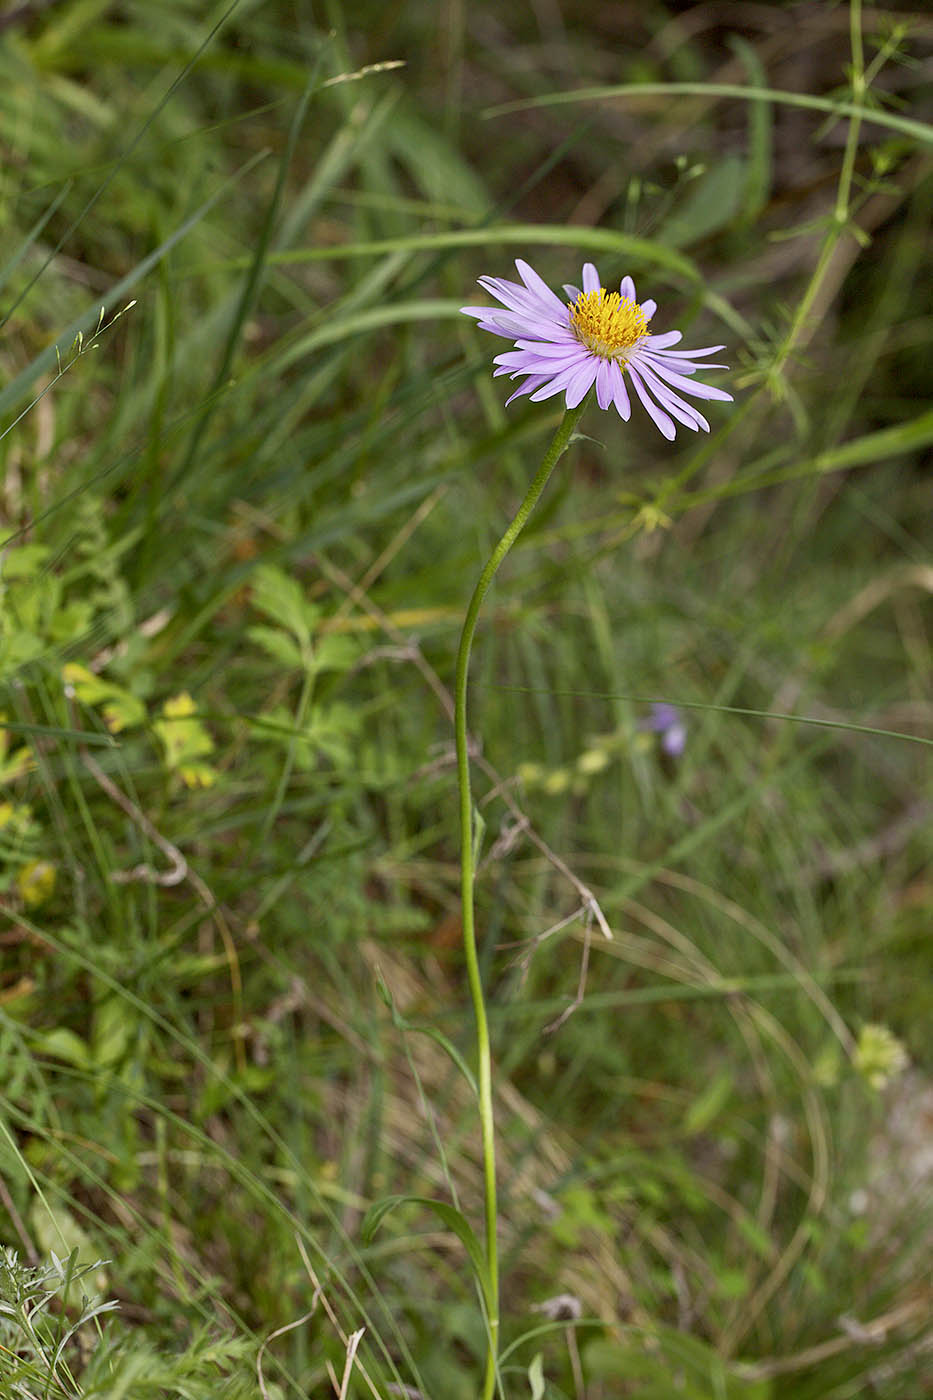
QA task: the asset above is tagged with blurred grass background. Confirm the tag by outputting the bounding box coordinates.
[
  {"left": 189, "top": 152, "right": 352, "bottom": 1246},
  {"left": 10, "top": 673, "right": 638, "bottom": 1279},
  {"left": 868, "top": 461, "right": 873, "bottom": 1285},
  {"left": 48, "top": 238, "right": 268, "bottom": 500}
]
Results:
[{"left": 0, "top": 1, "right": 931, "bottom": 1396}]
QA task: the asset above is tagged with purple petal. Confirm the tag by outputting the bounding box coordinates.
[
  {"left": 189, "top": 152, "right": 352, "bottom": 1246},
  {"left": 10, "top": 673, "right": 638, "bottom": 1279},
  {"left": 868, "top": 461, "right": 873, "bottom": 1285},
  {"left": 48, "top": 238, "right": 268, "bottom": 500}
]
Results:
[
  {"left": 653, "top": 363, "right": 698, "bottom": 376},
  {"left": 475, "top": 278, "right": 565, "bottom": 326},
  {"left": 642, "top": 704, "right": 687, "bottom": 755},
  {"left": 505, "top": 374, "right": 551, "bottom": 405},
  {"left": 476, "top": 277, "right": 543, "bottom": 315},
  {"left": 662, "top": 722, "right": 687, "bottom": 757},
  {"left": 612, "top": 365, "right": 631, "bottom": 421},
  {"left": 596, "top": 358, "right": 615, "bottom": 411},
  {"left": 492, "top": 352, "right": 578, "bottom": 376},
  {"left": 652, "top": 344, "right": 726, "bottom": 359},
  {"left": 637, "top": 355, "right": 733, "bottom": 402},
  {"left": 582, "top": 263, "right": 601, "bottom": 295},
  {"left": 470, "top": 320, "right": 523, "bottom": 337},
  {"left": 471, "top": 309, "right": 558, "bottom": 340},
  {"left": 647, "top": 364, "right": 729, "bottom": 379},
  {"left": 640, "top": 298, "right": 657, "bottom": 321},
  {"left": 498, "top": 342, "right": 585, "bottom": 364},
  {"left": 514, "top": 259, "right": 568, "bottom": 318},
  {"left": 513, "top": 336, "right": 583, "bottom": 356},
  {"left": 528, "top": 378, "right": 575, "bottom": 403},
  {"left": 627, "top": 366, "right": 676, "bottom": 439},
  {"left": 494, "top": 346, "right": 578, "bottom": 365},
  {"left": 527, "top": 361, "right": 589, "bottom": 401},
  {"left": 460, "top": 306, "right": 520, "bottom": 329},
  {"left": 564, "top": 357, "right": 599, "bottom": 408},
  {"left": 620, "top": 275, "right": 636, "bottom": 302},
  {"left": 496, "top": 353, "right": 584, "bottom": 376},
  {"left": 643, "top": 702, "right": 679, "bottom": 732},
  {"left": 643, "top": 330, "right": 682, "bottom": 350},
  {"left": 469, "top": 271, "right": 568, "bottom": 332},
  {"left": 635, "top": 360, "right": 710, "bottom": 430},
  {"left": 563, "top": 284, "right": 580, "bottom": 301}
]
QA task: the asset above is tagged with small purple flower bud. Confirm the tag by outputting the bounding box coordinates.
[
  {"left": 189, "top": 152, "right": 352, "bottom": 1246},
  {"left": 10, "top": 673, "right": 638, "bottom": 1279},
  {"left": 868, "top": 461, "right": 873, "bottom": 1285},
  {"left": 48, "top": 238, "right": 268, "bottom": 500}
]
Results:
[{"left": 640, "top": 702, "right": 687, "bottom": 757}]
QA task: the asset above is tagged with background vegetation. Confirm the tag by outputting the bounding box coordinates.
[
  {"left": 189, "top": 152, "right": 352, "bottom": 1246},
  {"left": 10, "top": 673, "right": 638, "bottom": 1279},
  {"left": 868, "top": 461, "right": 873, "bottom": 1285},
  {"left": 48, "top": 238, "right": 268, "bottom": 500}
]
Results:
[{"left": 0, "top": 1, "right": 930, "bottom": 1396}]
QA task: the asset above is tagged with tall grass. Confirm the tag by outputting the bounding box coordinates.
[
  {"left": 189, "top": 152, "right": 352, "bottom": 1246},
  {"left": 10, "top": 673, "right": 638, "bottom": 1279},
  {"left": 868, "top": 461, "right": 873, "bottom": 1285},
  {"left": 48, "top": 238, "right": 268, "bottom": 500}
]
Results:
[{"left": 0, "top": 2, "right": 930, "bottom": 1396}]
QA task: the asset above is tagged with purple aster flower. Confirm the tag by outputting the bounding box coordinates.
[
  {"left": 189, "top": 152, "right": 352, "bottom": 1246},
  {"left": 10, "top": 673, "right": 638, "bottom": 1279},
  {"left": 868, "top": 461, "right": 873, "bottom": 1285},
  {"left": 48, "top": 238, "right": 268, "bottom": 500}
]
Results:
[
  {"left": 641, "top": 702, "right": 687, "bottom": 757},
  {"left": 461, "top": 259, "right": 733, "bottom": 440}
]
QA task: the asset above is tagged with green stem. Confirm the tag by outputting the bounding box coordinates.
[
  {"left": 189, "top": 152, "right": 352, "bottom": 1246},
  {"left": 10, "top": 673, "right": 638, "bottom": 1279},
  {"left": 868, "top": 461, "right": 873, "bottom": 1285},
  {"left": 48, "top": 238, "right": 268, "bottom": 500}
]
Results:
[
  {"left": 771, "top": 0, "right": 865, "bottom": 386},
  {"left": 454, "top": 402, "right": 586, "bottom": 1400}
]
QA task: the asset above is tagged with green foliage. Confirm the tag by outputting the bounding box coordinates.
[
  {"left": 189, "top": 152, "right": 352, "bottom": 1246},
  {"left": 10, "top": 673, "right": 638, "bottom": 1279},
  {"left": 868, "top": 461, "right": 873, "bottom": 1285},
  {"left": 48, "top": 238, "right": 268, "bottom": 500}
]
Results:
[
  {"left": 153, "top": 692, "right": 217, "bottom": 788},
  {"left": 0, "top": 1247, "right": 117, "bottom": 1396},
  {"left": 0, "top": 1, "right": 929, "bottom": 1397},
  {"left": 0, "top": 546, "right": 94, "bottom": 673},
  {"left": 362, "top": 1195, "right": 493, "bottom": 1313},
  {"left": 63, "top": 665, "right": 146, "bottom": 734},
  {"left": 0, "top": 1245, "right": 255, "bottom": 1399},
  {"left": 584, "top": 1330, "right": 773, "bottom": 1399}
]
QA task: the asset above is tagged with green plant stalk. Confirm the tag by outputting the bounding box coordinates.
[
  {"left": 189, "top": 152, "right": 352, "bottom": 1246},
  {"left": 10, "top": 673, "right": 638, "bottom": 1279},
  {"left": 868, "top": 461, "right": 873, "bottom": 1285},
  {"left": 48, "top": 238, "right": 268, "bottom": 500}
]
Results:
[
  {"left": 770, "top": 0, "right": 865, "bottom": 386},
  {"left": 454, "top": 401, "right": 586, "bottom": 1400}
]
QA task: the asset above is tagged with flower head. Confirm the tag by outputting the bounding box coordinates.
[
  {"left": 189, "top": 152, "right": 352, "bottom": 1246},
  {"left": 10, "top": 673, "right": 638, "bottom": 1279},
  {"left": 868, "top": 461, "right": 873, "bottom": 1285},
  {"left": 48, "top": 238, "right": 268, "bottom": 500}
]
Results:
[
  {"left": 461, "top": 259, "right": 733, "bottom": 440},
  {"left": 640, "top": 702, "right": 687, "bottom": 757},
  {"left": 853, "top": 1023, "right": 909, "bottom": 1091}
]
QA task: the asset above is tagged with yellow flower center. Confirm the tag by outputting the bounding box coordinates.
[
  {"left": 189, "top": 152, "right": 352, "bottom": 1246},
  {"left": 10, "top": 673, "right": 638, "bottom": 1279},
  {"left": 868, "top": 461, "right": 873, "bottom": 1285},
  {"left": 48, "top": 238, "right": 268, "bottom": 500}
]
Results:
[{"left": 568, "top": 288, "right": 648, "bottom": 362}]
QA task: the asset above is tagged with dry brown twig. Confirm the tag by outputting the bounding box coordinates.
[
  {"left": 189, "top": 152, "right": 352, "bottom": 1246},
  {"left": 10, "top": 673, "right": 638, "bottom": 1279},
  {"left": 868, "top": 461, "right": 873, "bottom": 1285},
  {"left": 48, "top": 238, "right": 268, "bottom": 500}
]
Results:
[{"left": 295, "top": 1235, "right": 387, "bottom": 1400}]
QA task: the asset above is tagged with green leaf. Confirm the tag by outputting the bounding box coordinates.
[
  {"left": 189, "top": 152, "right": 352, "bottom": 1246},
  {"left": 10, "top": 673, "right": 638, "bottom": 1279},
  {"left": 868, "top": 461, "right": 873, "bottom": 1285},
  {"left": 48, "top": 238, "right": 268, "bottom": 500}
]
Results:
[
  {"left": 49, "top": 600, "right": 94, "bottom": 642},
  {"left": 485, "top": 81, "right": 933, "bottom": 147},
  {"left": 729, "top": 35, "right": 773, "bottom": 224},
  {"left": 661, "top": 155, "right": 747, "bottom": 248},
  {"left": 63, "top": 663, "right": 147, "bottom": 733},
  {"left": 361, "top": 1195, "right": 492, "bottom": 1312},
  {"left": 153, "top": 692, "right": 216, "bottom": 786},
  {"left": 0, "top": 545, "right": 51, "bottom": 580},
  {"left": 27, "top": 1209, "right": 110, "bottom": 1295},
  {"left": 378, "top": 974, "right": 478, "bottom": 1097},
  {"left": 250, "top": 564, "right": 317, "bottom": 647},
  {"left": 92, "top": 994, "right": 134, "bottom": 1070},
  {"left": 528, "top": 1353, "right": 546, "bottom": 1400},
  {"left": 386, "top": 106, "right": 491, "bottom": 212},
  {"left": 312, "top": 634, "right": 358, "bottom": 674},
  {"left": 682, "top": 1069, "right": 733, "bottom": 1135},
  {"left": 246, "top": 624, "right": 305, "bottom": 670},
  {"left": 33, "top": 1027, "right": 90, "bottom": 1070},
  {"left": 305, "top": 703, "right": 360, "bottom": 766}
]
